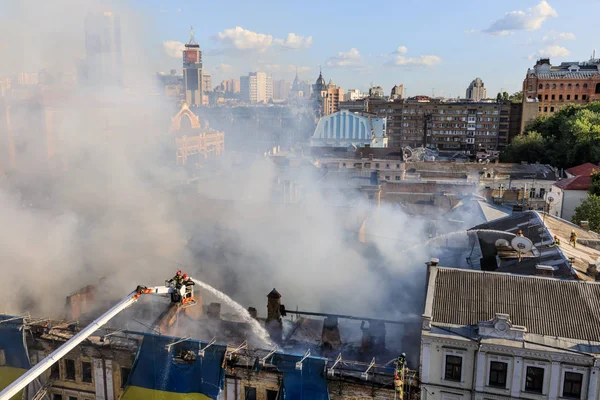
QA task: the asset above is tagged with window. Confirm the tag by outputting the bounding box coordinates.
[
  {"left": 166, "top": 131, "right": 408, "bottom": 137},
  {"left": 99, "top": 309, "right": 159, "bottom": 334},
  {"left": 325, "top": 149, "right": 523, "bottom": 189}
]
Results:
[
  {"left": 342, "top": 163, "right": 346, "bottom": 167},
  {"left": 596, "top": 83, "right": 600, "bottom": 94},
  {"left": 525, "top": 366, "right": 544, "bottom": 393},
  {"left": 563, "top": 372, "right": 583, "bottom": 398},
  {"left": 567, "top": 94, "right": 571, "bottom": 100},
  {"left": 245, "top": 387, "right": 257, "bottom": 400},
  {"left": 544, "top": 107, "right": 548, "bottom": 112},
  {"left": 489, "top": 361, "right": 508, "bottom": 388},
  {"left": 544, "top": 94, "right": 548, "bottom": 100},
  {"left": 584, "top": 83, "right": 588, "bottom": 88},
  {"left": 64, "top": 359, "right": 75, "bottom": 381},
  {"left": 69, "top": 397, "right": 77, "bottom": 400},
  {"left": 538, "top": 84, "right": 543, "bottom": 89},
  {"left": 583, "top": 95, "right": 587, "bottom": 100},
  {"left": 53, "top": 395, "right": 62, "bottom": 400},
  {"left": 568, "top": 83, "right": 572, "bottom": 89},
  {"left": 50, "top": 362, "right": 60, "bottom": 379},
  {"left": 385, "top": 176, "right": 390, "bottom": 180},
  {"left": 576, "top": 84, "right": 580, "bottom": 89},
  {"left": 81, "top": 361, "right": 92, "bottom": 383},
  {"left": 121, "top": 367, "right": 131, "bottom": 389},
  {"left": 560, "top": 83, "right": 564, "bottom": 89},
  {"left": 396, "top": 164, "right": 400, "bottom": 168},
  {"left": 375, "top": 163, "right": 380, "bottom": 168},
  {"left": 395, "top": 176, "right": 401, "bottom": 181},
  {"left": 551, "top": 94, "right": 555, "bottom": 100},
  {"left": 550, "top": 107, "right": 555, "bottom": 112},
  {"left": 538, "top": 94, "right": 542, "bottom": 100},
  {"left": 266, "top": 390, "right": 278, "bottom": 400},
  {"left": 444, "top": 355, "right": 462, "bottom": 381},
  {"left": 386, "top": 164, "right": 390, "bottom": 169},
  {"left": 545, "top": 84, "right": 550, "bottom": 89},
  {"left": 559, "top": 94, "right": 563, "bottom": 101},
  {"left": 575, "top": 94, "right": 579, "bottom": 100},
  {"left": 539, "top": 188, "right": 546, "bottom": 199}
]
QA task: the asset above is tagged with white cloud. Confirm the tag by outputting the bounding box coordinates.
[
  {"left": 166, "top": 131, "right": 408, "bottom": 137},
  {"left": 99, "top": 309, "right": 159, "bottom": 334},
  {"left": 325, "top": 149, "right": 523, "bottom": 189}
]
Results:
[
  {"left": 274, "top": 33, "right": 313, "bottom": 49},
  {"left": 326, "top": 48, "right": 363, "bottom": 68},
  {"left": 394, "top": 45, "right": 408, "bottom": 54},
  {"left": 484, "top": 1, "right": 558, "bottom": 36},
  {"left": 464, "top": 29, "right": 477, "bottom": 34},
  {"left": 260, "top": 64, "right": 281, "bottom": 71},
  {"left": 528, "top": 45, "right": 570, "bottom": 59},
  {"left": 542, "top": 31, "right": 576, "bottom": 42},
  {"left": 287, "top": 65, "right": 311, "bottom": 73},
  {"left": 162, "top": 40, "right": 185, "bottom": 58},
  {"left": 214, "top": 63, "right": 233, "bottom": 72},
  {"left": 387, "top": 55, "right": 442, "bottom": 67},
  {"left": 215, "top": 26, "right": 273, "bottom": 53}
]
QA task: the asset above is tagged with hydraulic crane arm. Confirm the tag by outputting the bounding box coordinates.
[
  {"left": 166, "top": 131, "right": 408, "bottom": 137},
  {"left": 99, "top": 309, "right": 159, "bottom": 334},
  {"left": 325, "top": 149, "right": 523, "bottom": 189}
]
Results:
[{"left": 0, "top": 287, "right": 151, "bottom": 400}]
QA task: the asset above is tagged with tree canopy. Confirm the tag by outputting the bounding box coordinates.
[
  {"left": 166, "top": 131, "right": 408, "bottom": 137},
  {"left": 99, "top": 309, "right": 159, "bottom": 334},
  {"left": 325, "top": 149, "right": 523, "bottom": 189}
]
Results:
[
  {"left": 573, "top": 195, "right": 600, "bottom": 231},
  {"left": 501, "top": 102, "right": 600, "bottom": 168}
]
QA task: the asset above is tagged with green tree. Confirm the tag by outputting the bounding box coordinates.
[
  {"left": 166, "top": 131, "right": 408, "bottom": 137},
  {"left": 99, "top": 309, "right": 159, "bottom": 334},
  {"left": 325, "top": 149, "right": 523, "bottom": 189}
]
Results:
[
  {"left": 573, "top": 195, "right": 600, "bottom": 231},
  {"left": 590, "top": 172, "right": 600, "bottom": 196},
  {"left": 509, "top": 91, "right": 523, "bottom": 102},
  {"left": 496, "top": 91, "right": 510, "bottom": 102},
  {"left": 500, "top": 131, "right": 548, "bottom": 163}
]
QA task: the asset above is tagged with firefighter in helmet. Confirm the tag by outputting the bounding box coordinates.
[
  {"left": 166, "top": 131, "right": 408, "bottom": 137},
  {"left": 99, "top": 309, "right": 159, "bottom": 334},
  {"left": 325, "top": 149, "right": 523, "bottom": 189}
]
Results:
[
  {"left": 551, "top": 235, "right": 561, "bottom": 247},
  {"left": 517, "top": 230, "right": 524, "bottom": 237},
  {"left": 570, "top": 230, "right": 578, "bottom": 248},
  {"left": 169, "top": 270, "right": 185, "bottom": 288}
]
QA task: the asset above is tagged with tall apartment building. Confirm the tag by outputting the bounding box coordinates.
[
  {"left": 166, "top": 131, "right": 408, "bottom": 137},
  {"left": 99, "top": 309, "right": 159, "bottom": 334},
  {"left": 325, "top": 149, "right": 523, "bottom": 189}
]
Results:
[
  {"left": 465, "top": 77, "right": 486, "bottom": 101},
  {"left": 372, "top": 96, "right": 518, "bottom": 154},
  {"left": 312, "top": 72, "right": 343, "bottom": 116},
  {"left": 240, "top": 72, "right": 273, "bottom": 103},
  {"left": 225, "top": 78, "right": 240, "bottom": 93},
  {"left": 84, "top": 11, "right": 123, "bottom": 86},
  {"left": 202, "top": 74, "right": 212, "bottom": 93},
  {"left": 273, "top": 79, "right": 291, "bottom": 100},
  {"left": 523, "top": 54, "right": 600, "bottom": 116},
  {"left": 183, "top": 27, "right": 204, "bottom": 106},
  {"left": 344, "top": 89, "right": 364, "bottom": 101}
]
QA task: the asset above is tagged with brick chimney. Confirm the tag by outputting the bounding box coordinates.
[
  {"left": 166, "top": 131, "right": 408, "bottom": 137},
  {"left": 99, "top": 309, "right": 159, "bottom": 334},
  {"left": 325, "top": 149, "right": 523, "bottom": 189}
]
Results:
[
  {"left": 266, "top": 288, "right": 283, "bottom": 343},
  {"left": 321, "top": 316, "right": 341, "bottom": 352}
]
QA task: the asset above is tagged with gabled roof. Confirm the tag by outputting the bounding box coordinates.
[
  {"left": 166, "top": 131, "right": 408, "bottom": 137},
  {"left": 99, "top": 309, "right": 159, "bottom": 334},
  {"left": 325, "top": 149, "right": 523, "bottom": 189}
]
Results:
[
  {"left": 554, "top": 175, "right": 591, "bottom": 191},
  {"left": 566, "top": 162, "right": 599, "bottom": 177},
  {"left": 429, "top": 267, "right": 600, "bottom": 341}
]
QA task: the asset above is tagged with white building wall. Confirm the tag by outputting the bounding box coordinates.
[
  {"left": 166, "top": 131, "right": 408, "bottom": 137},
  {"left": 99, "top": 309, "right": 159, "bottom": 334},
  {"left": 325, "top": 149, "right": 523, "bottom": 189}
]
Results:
[{"left": 562, "top": 190, "right": 588, "bottom": 222}]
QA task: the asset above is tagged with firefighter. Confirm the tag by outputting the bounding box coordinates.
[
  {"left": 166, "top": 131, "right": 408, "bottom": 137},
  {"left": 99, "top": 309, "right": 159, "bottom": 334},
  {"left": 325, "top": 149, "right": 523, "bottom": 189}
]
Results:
[
  {"left": 168, "top": 270, "right": 185, "bottom": 288},
  {"left": 551, "top": 235, "right": 561, "bottom": 246},
  {"left": 570, "top": 230, "right": 578, "bottom": 248},
  {"left": 517, "top": 230, "right": 524, "bottom": 237}
]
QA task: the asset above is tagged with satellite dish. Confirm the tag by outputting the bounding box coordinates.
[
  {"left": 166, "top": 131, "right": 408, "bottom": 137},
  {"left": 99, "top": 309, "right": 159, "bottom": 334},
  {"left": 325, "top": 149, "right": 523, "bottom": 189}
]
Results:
[
  {"left": 511, "top": 236, "right": 533, "bottom": 253},
  {"left": 546, "top": 192, "right": 559, "bottom": 204},
  {"left": 495, "top": 238, "right": 510, "bottom": 247}
]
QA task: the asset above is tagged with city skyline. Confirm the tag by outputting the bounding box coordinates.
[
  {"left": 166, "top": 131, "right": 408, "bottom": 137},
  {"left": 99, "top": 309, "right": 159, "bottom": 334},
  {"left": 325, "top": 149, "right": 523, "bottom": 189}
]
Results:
[{"left": 134, "top": 0, "right": 600, "bottom": 97}]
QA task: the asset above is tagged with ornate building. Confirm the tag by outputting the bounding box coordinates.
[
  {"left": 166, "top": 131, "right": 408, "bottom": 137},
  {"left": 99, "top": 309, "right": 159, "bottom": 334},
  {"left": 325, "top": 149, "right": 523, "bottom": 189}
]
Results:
[
  {"left": 522, "top": 53, "right": 600, "bottom": 116},
  {"left": 312, "top": 70, "right": 343, "bottom": 117},
  {"left": 170, "top": 103, "right": 224, "bottom": 166}
]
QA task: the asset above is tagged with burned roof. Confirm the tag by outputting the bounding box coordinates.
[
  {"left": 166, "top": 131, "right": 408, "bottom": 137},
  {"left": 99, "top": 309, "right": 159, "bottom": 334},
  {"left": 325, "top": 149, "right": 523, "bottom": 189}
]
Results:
[{"left": 429, "top": 267, "right": 600, "bottom": 341}]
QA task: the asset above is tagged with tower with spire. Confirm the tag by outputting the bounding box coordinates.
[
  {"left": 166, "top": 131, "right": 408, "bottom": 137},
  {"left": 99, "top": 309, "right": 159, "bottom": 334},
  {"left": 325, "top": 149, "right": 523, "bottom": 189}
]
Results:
[{"left": 183, "top": 26, "right": 204, "bottom": 106}]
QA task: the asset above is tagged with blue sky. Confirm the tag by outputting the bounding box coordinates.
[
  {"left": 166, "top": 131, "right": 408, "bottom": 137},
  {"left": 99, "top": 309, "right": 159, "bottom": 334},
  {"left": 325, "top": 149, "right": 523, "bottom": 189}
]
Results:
[{"left": 129, "top": 0, "right": 600, "bottom": 97}]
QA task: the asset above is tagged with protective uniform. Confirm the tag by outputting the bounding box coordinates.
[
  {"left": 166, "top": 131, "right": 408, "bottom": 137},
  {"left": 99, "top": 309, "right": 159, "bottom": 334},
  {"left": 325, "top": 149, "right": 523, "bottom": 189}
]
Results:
[
  {"left": 169, "top": 270, "right": 185, "bottom": 287},
  {"left": 570, "top": 231, "right": 578, "bottom": 248}
]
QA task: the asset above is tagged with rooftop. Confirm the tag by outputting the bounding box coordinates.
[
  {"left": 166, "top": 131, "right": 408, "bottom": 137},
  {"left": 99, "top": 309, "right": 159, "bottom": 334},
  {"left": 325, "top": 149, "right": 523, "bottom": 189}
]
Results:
[
  {"left": 554, "top": 175, "right": 591, "bottom": 191},
  {"left": 566, "top": 162, "right": 600, "bottom": 177},
  {"left": 428, "top": 267, "right": 600, "bottom": 342}
]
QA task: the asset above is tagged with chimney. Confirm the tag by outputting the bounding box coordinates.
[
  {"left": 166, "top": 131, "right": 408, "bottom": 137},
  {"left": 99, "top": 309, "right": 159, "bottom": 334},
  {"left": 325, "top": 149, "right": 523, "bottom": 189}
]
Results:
[
  {"left": 426, "top": 258, "right": 439, "bottom": 267},
  {"left": 207, "top": 302, "right": 221, "bottom": 319},
  {"left": 535, "top": 264, "right": 554, "bottom": 277},
  {"left": 321, "top": 316, "right": 341, "bottom": 352},
  {"left": 266, "top": 288, "right": 283, "bottom": 343},
  {"left": 248, "top": 307, "right": 258, "bottom": 319}
]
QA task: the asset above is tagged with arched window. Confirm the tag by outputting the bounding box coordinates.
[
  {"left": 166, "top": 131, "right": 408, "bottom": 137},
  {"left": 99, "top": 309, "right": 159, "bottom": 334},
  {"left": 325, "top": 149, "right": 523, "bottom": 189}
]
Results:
[
  {"left": 559, "top": 83, "right": 564, "bottom": 89},
  {"left": 576, "top": 83, "right": 580, "bottom": 89},
  {"left": 552, "top": 84, "right": 557, "bottom": 89},
  {"left": 584, "top": 83, "right": 589, "bottom": 88},
  {"left": 539, "top": 84, "right": 543, "bottom": 89},
  {"left": 568, "top": 83, "right": 572, "bottom": 89},
  {"left": 545, "top": 84, "right": 550, "bottom": 89}
]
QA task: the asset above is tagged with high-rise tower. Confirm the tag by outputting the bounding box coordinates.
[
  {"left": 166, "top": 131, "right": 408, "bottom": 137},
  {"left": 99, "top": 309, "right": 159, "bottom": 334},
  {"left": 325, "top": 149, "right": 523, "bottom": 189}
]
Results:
[
  {"left": 183, "top": 27, "right": 203, "bottom": 106},
  {"left": 84, "top": 11, "right": 123, "bottom": 86}
]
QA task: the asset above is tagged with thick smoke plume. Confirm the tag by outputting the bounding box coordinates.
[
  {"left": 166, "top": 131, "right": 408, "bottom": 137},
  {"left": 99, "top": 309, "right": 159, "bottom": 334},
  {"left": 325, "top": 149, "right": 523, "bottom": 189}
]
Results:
[{"left": 0, "top": 0, "right": 456, "bottom": 338}]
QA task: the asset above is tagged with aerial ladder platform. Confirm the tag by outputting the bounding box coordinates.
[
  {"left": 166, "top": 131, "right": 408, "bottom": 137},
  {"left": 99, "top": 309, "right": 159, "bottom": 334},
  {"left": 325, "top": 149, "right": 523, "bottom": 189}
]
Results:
[{"left": 0, "top": 276, "right": 198, "bottom": 400}]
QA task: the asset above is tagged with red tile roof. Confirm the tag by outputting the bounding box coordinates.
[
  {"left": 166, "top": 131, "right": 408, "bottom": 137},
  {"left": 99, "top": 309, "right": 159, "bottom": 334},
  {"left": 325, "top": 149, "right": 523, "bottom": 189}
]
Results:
[
  {"left": 566, "top": 163, "right": 600, "bottom": 177},
  {"left": 554, "top": 175, "right": 591, "bottom": 191}
]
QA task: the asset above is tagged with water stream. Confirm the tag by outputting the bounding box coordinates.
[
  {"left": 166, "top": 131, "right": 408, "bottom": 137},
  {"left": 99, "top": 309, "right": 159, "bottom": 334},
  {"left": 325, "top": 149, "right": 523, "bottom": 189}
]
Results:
[{"left": 192, "top": 278, "right": 274, "bottom": 347}]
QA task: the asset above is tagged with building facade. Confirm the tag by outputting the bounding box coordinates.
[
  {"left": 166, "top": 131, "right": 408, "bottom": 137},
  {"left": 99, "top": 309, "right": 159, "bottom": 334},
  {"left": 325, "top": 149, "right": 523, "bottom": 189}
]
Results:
[
  {"left": 310, "top": 110, "right": 388, "bottom": 148},
  {"left": 372, "top": 97, "right": 516, "bottom": 154},
  {"left": 421, "top": 266, "right": 600, "bottom": 400},
  {"left": 202, "top": 73, "right": 212, "bottom": 94},
  {"left": 522, "top": 54, "right": 600, "bottom": 116},
  {"left": 183, "top": 27, "right": 204, "bottom": 106},
  {"left": 465, "top": 78, "right": 486, "bottom": 101},
  {"left": 240, "top": 72, "right": 273, "bottom": 103},
  {"left": 83, "top": 11, "right": 123, "bottom": 86},
  {"left": 273, "top": 79, "right": 291, "bottom": 100},
  {"left": 344, "top": 89, "right": 364, "bottom": 101}
]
